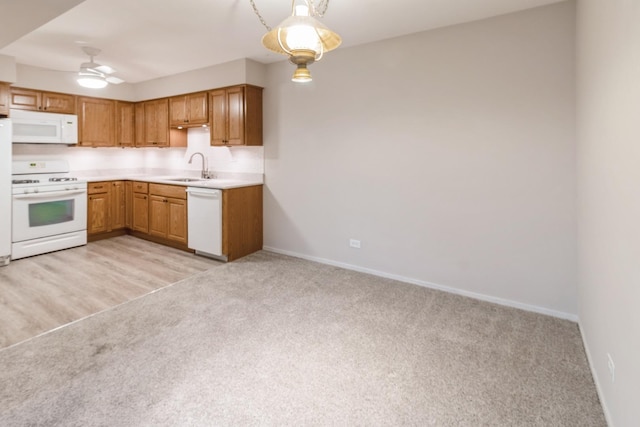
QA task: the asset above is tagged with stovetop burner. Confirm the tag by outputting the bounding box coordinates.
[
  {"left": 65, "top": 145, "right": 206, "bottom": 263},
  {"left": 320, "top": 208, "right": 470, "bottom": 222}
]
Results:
[
  {"left": 12, "top": 179, "right": 40, "bottom": 184},
  {"left": 49, "top": 177, "right": 78, "bottom": 182}
]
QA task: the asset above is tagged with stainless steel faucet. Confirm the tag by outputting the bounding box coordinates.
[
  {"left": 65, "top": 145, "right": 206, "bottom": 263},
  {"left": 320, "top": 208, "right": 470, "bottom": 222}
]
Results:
[{"left": 188, "top": 152, "right": 208, "bottom": 179}]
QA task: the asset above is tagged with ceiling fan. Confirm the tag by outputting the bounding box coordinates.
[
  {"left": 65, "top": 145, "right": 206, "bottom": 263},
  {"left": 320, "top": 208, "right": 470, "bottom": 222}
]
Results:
[{"left": 77, "top": 46, "right": 124, "bottom": 88}]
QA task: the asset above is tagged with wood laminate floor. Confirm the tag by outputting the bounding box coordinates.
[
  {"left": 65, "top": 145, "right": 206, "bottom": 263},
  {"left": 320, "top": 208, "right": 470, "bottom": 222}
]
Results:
[{"left": 0, "top": 235, "right": 222, "bottom": 349}]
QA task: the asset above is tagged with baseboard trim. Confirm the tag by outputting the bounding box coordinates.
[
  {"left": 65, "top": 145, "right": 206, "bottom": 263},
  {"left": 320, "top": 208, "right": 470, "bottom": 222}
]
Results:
[
  {"left": 578, "top": 324, "right": 613, "bottom": 426},
  {"left": 262, "top": 246, "right": 578, "bottom": 322}
]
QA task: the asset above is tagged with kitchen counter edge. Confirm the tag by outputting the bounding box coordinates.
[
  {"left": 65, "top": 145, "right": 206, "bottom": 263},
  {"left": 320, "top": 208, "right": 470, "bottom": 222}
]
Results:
[{"left": 83, "top": 175, "right": 263, "bottom": 190}]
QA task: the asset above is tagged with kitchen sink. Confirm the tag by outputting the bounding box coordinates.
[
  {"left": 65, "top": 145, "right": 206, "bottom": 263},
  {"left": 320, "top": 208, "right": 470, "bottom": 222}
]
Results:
[{"left": 162, "top": 177, "right": 205, "bottom": 182}]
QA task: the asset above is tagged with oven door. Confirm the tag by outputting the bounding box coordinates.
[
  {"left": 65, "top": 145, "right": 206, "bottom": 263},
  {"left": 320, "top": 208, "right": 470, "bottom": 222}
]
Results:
[{"left": 12, "top": 188, "right": 87, "bottom": 243}]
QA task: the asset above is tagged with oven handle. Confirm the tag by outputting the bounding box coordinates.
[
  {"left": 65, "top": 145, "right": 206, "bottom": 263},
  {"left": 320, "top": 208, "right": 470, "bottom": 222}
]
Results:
[{"left": 13, "top": 189, "right": 87, "bottom": 200}]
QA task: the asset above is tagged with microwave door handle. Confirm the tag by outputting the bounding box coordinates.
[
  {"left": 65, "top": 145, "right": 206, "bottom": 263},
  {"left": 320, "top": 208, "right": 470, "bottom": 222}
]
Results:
[{"left": 13, "top": 190, "right": 87, "bottom": 199}]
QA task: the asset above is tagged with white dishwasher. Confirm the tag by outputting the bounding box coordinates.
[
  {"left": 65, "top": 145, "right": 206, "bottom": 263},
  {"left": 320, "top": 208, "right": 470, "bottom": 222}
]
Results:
[{"left": 186, "top": 187, "right": 223, "bottom": 258}]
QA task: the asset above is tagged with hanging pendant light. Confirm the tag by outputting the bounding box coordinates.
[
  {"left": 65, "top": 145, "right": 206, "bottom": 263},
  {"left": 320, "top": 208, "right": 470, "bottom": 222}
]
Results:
[{"left": 253, "top": 0, "right": 341, "bottom": 83}]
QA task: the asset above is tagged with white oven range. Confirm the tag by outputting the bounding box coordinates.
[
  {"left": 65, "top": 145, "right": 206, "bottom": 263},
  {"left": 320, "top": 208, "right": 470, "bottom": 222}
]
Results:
[{"left": 11, "top": 160, "right": 87, "bottom": 260}]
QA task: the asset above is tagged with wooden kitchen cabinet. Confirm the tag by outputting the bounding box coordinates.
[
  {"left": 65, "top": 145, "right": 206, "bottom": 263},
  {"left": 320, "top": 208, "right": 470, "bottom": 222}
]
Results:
[
  {"left": 136, "top": 99, "right": 187, "bottom": 147},
  {"left": 131, "top": 181, "right": 149, "bottom": 233},
  {"left": 0, "top": 82, "right": 9, "bottom": 116},
  {"left": 222, "top": 185, "right": 263, "bottom": 261},
  {"left": 87, "top": 182, "right": 110, "bottom": 235},
  {"left": 210, "top": 85, "right": 263, "bottom": 146},
  {"left": 144, "top": 98, "right": 169, "bottom": 146},
  {"left": 9, "top": 87, "right": 76, "bottom": 114},
  {"left": 148, "top": 183, "right": 188, "bottom": 245},
  {"left": 169, "top": 91, "right": 208, "bottom": 128},
  {"left": 116, "top": 101, "right": 135, "bottom": 147},
  {"left": 110, "top": 181, "right": 126, "bottom": 230},
  {"left": 87, "top": 181, "right": 126, "bottom": 239},
  {"left": 125, "top": 181, "right": 133, "bottom": 229},
  {"left": 134, "top": 102, "right": 145, "bottom": 146},
  {"left": 77, "top": 96, "right": 116, "bottom": 147}
]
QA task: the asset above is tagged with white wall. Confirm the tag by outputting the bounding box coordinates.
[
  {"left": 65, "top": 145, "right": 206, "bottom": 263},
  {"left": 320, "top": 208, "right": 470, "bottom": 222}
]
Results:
[
  {"left": 263, "top": 2, "right": 577, "bottom": 318},
  {"left": 576, "top": 0, "right": 640, "bottom": 425},
  {"left": 0, "top": 54, "right": 17, "bottom": 82},
  {"left": 133, "top": 58, "right": 266, "bottom": 101}
]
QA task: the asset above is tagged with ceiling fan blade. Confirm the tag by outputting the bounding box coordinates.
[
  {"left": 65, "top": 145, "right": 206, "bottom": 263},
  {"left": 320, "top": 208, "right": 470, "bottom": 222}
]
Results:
[
  {"left": 79, "top": 68, "right": 105, "bottom": 78},
  {"left": 105, "top": 76, "right": 124, "bottom": 84},
  {"left": 95, "top": 64, "right": 116, "bottom": 74}
]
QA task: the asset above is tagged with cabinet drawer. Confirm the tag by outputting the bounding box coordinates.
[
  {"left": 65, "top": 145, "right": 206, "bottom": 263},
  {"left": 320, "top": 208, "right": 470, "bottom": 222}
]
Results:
[
  {"left": 132, "top": 181, "right": 148, "bottom": 193},
  {"left": 88, "top": 182, "right": 109, "bottom": 194},
  {"left": 149, "top": 183, "right": 187, "bottom": 199}
]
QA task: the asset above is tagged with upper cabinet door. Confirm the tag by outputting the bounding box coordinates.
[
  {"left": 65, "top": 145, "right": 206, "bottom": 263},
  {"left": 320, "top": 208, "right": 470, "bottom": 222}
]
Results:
[
  {"left": 144, "top": 98, "right": 169, "bottom": 146},
  {"left": 209, "top": 89, "right": 227, "bottom": 145},
  {"left": 9, "top": 88, "right": 41, "bottom": 111},
  {"left": 186, "top": 91, "right": 208, "bottom": 125},
  {"left": 41, "top": 92, "right": 76, "bottom": 114},
  {"left": 116, "top": 101, "right": 135, "bottom": 147},
  {"left": 77, "top": 97, "right": 116, "bottom": 147},
  {"left": 226, "top": 86, "right": 245, "bottom": 146},
  {"left": 169, "top": 92, "right": 208, "bottom": 127},
  {"left": 209, "top": 85, "right": 262, "bottom": 147},
  {"left": 135, "top": 102, "right": 145, "bottom": 146},
  {"left": 169, "top": 96, "right": 188, "bottom": 127},
  {"left": 9, "top": 87, "right": 75, "bottom": 114}
]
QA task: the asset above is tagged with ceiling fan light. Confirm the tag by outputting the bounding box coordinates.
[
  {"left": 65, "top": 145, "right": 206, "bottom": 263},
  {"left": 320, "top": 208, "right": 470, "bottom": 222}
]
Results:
[{"left": 77, "top": 73, "right": 108, "bottom": 89}]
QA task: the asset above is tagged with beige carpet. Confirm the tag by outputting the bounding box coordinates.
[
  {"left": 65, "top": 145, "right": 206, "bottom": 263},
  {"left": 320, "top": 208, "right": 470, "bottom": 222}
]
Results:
[{"left": 0, "top": 251, "right": 605, "bottom": 426}]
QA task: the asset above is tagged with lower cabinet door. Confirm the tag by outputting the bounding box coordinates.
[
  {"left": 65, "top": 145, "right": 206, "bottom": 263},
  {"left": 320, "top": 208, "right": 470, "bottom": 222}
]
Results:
[
  {"left": 167, "top": 197, "right": 187, "bottom": 244},
  {"left": 132, "top": 192, "right": 149, "bottom": 233}
]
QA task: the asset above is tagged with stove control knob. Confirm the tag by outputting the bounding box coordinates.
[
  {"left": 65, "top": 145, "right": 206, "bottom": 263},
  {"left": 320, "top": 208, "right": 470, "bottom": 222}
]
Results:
[{"left": 34, "top": 188, "right": 39, "bottom": 193}]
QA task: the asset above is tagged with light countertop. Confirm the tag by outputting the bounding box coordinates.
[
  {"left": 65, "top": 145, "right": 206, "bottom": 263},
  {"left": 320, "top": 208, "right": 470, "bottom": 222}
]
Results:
[{"left": 83, "top": 174, "right": 263, "bottom": 190}]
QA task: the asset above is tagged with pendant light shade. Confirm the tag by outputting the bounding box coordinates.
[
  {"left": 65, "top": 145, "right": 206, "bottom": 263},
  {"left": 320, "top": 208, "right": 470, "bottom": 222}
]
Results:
[{"left": 260, "top": 1, "right": 341, "bottom": 82}]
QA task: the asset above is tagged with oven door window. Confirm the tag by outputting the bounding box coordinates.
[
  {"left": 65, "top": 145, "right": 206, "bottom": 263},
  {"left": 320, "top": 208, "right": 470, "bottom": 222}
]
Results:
[{"left": 29, "top": 199, "right": 75, "bottom": 227}]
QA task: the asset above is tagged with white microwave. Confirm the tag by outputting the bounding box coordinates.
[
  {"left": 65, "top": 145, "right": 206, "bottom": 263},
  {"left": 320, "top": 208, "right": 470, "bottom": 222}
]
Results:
[{"left": 10, "top": 109, "right": 78, "bottom": 144}]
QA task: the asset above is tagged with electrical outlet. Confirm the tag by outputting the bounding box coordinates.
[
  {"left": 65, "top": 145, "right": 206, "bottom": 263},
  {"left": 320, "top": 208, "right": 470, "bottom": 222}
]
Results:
[
  {"left": 349, "top": 239, "right": 361, "bottom": 249},
  {"left": 607, "top": 353, "right": 615, "bottom": 383}
]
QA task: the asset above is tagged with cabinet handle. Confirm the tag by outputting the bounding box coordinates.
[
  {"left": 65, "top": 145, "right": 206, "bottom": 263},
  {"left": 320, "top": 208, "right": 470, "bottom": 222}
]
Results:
[{"left": 94, "top": 185, "right": 103, "bottom": 189}]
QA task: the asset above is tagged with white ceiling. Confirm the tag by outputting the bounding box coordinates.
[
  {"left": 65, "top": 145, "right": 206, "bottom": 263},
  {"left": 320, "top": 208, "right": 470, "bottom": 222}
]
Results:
[{"left": 0, "top": 0, "right": 565, "bottom": 84}]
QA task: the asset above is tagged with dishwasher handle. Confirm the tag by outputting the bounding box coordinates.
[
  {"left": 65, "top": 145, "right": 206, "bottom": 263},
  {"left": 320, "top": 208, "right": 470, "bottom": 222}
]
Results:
[{"left": 186, "top": 188, "right": 221, "bottom": 198}]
